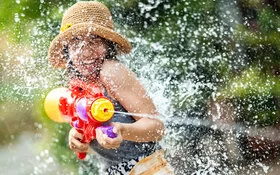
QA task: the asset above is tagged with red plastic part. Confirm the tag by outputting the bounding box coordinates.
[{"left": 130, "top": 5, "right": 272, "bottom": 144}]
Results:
[{"left": 56, "top": 79, "right": 113, "bottom": 160}]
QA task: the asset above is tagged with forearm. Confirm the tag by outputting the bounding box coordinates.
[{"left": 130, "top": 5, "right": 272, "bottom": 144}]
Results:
[{"left": 120, "top": 117, "right": 165, "bottom": 142}]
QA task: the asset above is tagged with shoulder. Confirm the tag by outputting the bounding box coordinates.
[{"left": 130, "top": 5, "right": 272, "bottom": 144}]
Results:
[
  {"left": 100, "top": 60, "right": 134, "bottom": 79},
  {"left": 100, "top": 60, "right": 137, "bottom": 95},
  {"left": 100, "top": 60, "right": 157, "bottom": 116}
]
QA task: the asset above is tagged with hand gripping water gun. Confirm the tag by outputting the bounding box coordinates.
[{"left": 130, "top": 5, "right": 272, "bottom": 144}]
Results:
[{"left": 44, "top": 79, "right": 117, "bottom": 160}]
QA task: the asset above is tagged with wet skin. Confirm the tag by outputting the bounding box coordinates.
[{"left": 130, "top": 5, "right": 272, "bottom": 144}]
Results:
[{"left": 68, "top": 36, "right": 107, "bottom": 82}]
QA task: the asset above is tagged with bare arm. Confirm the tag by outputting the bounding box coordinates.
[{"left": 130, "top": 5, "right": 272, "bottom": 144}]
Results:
[{"left": 100, "top": 60, "right": 165, "bottom": 142}]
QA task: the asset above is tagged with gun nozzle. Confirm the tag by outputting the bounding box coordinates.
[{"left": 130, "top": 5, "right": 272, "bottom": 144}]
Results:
[{"left": 91, "top": 98, "right": 114, "bottom": 122}]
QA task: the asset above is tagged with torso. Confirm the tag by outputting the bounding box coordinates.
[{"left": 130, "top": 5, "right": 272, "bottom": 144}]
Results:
[
  {"left": 90, "top": 60, "right": 159, "bottom": 167},
  {"left": 89, "top": 90, "right": 158, "bottom": 167}
]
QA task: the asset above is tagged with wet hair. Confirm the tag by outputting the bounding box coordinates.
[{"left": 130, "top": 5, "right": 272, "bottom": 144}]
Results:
[{"left": 104, "top": 39, "right": 118, "bottom": 60}]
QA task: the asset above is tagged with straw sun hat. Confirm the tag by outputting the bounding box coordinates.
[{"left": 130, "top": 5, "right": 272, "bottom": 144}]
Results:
[{"left": 48, "top": 1, "right": 132, "bottom": 68}]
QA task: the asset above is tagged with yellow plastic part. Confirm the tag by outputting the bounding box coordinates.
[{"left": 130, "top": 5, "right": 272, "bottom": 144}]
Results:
[
  {"left": 91, "top": 98, "right": 114, "bottom": 122},
  {"left": 44, "top": 88, "right": 69, "bottom": 123},
  {"left": 60, "top": 23, "right": 73, "bottom": 32}
]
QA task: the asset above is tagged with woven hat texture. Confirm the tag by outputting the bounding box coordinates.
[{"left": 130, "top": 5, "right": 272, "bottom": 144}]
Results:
[{"left": 48, "top": 1, "right": 131, "bottom": 68}]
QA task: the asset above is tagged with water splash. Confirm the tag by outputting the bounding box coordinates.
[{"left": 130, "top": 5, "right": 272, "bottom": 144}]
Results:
[
  {"left": 112, "top": 110, "right": 280, "bottom": 143},
  {"left": 110, "top": 110, "right": 160, "bottom": 119}
]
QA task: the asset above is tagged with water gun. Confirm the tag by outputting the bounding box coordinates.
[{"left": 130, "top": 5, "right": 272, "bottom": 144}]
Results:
[{"left": 44, "top": 79, "right": 116, "bottom": 160}]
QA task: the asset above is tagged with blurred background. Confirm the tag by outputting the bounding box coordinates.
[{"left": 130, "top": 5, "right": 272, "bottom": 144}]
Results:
[{"left": 1, "top": 0, "right": 280, "bottom": 174}]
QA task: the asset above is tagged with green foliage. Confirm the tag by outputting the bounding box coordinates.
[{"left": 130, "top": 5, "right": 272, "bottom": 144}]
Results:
[
  {"left": 0, "top": 1, "right": 21, "bottom": 28},
  {"left": 225, "top": 1, "right": 280, "bottom": 127},
  {"left": 0, "top": 0, "right": 77, "bottom": 173},
  {"left": 218, "top": 67, "right": 280, "bottom": 127},
  {"left": 220, "top": 67, "right": 280, "bottom": 98}
]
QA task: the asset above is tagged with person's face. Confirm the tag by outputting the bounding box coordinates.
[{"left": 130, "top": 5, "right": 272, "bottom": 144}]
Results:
[{"left": 68, "top": 36, "right": 107, "bottom": 79}]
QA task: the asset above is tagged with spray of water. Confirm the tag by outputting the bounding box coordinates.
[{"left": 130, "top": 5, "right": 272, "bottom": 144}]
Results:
[
  {"left": 109, "top": 110, "right": 165, "bottom": 119},
  {"left": 112, "top": 110, "right": 280, "bottom": 143}
]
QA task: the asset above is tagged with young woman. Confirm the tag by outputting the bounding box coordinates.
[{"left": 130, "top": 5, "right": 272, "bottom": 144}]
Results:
[{"left": 47, "top": 1, "right": 165, "bottom": 174}]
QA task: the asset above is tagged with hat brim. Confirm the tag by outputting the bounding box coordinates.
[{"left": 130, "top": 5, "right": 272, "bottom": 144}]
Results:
[{"left": 48, "top": 22, "right": 132, "bottom": 68}]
